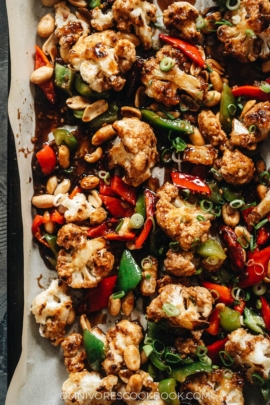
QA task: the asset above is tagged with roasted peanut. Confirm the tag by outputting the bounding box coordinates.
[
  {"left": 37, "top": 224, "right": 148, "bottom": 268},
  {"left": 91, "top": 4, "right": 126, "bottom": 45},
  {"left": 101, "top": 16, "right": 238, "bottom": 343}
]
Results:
[
  {"left": 37, "top": 14, "right": 55, "bottom": 38},
  {"left": 126, "top": 374, "right": 143, "bottom": 394},
  {"left": 210, "top": 70, "right": 223, "bottom": 92},
  {"left": 121, "top": 291, "right": 134, "bottom": 316},
  {"left": 255, "top": 158, "right": 266, "bottom": 174},
  {"left": 30, "top": 66, "right": 54, "bottom": 84},
  {"left": 108, "top": 296, "right": 121, "bottom": 316},
  {"left": 204, "top": 91, "right": 221, "bottom": 107},
  {"left": 257, "top": 184, "right": 267, "bottom": 200},
  {"left": 80, "top": 314, "right": 91, "bottom": 331},
  {"left": 189, "top": 127, "right": 205, "bottom": 146},
  {"left": 84, "top": 147, "right": 103, "bottom": 163},
  {"left": 134, "top": 86, "right": 146, "bottom": 108},
  {"left": 68, "top": 0, "right": 87, "bottom": 6},
  {"left": 140, "top": 350, "right": 148, "bottom": 364},
  {"left": 66, "top": 96, "right": 91, "bottom": 110},
  {"left": 82, "top": 100, "right": 108, "bottom": 122},
  {"left": 41, "top": 0, "right": 61, "bottom": 6},
  {"left": 92, "top": 125, "right": 116, "bottom": 146},
  {"left": 121, "top": 106, "right": 142, "bottom": 119},
  {"left": 119, "top": 369, "right": 133, "bottom": 384},
  {"left": 88, "top": 190, "right": 102, "bottom": 208},
  {"left": 46, "top": 176, "right": 58, "bottom": 195},
  {"left": 60, "top": 45, "right": 70, "bottom": 64},
  {"left": 32, "top": 194, "right": 55, "bottom": 208},
  {"left": 240, "top": 100, "right": 256, "bottom": 118},
  {"left": 80, "top": 176, "right": 100, "bottom": 190},
  {"left": 54, "top": 179, "right": 71, "bottom": 195},
  {"left": 262, "top": 59, "right": 270, "bottom": 74},
  {"left": 43, "top": 211, "right": 56, "bottom": 234},
  {"left": 234, "top": 226, "right": 251, "bottom": 246},
  {"left": 58, "top": 145, "right": 70, "bottom": 169},
  {"left": 206, "top": 58, "right": 225, "bottom": 75},
  {"left": 66, "top": 308, "right": 76, "bottom": 325},
  {"left": 124, "top": 345, "right": 141, "bottom": 371},
  {"left": 222, "top": 204, "right": 240, "bottom": 228}
]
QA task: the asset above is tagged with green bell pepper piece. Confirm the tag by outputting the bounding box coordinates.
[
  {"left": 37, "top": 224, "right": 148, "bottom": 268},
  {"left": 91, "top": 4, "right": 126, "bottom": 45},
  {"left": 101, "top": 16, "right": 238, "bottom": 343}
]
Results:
[
  {"left": 206, "top": 180, "right": 224, "bottom": 204},
  {"left": 116, "top": 250, "right": 142, "bottom": 293},
  {"left": 141, "top": 109, "right": 194, "bottom": 134},
  {"left": 196, "top": 239, "right": 226, "bottom": 260},
  {"left": 75, "top": 74, "right": 93, "bottom": 98},
  {"left": 54, "top": 63, "right": 75, "bottom": 96},
  {"left": 74, "top": 110, "right": 84, "bottom": 119},
  {"left": 135, "top": 194, "right": 146, "bottom": 220},
  {"left": 171, "top": 362, "right": 212, "bottom": 383},
  {"left": 89, "top": 104, "right": 118, "bottom": 130},
  {"left": 83, "top": 329, "right": 105, "bottom": 371},
  {"left": 222, "top": 187, "right": 242, "bottom": 203},
  {"left": 159, "top": 379, "right": 180, "bottom": 405},
  {"left": 43, "top": 234, "right": 59, "bottom": 257},
  {"left": 244, "top": 307, "right": 265, "bottom": 334},
  {"left": 219, "top": 82, "right": 236, "bottom": 134},
  {"left": 219, "top": 306, "right": 241, "bottom": 332},
  {"left": 53, "top": 128, "right": 78, "bottom": 153},
  {"left": 89, "top": 0, "right": 100, "bottom": 8}
]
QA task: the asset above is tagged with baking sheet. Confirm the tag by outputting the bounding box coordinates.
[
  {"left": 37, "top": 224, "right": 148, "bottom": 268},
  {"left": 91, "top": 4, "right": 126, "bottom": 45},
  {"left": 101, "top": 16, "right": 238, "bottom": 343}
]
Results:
[{"left": 5, "top": 0, "right": 266, "bottom": 404}]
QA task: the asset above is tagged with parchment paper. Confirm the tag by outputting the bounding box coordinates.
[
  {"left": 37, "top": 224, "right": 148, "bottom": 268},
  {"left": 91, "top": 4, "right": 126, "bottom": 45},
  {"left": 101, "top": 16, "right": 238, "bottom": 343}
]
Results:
[{"left": 5, "top": 0, "right": 266, "bottom": 404}]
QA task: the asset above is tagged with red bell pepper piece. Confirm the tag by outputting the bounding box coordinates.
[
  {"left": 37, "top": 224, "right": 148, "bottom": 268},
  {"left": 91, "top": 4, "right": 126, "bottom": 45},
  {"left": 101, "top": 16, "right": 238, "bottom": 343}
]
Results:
[
  {"left": 205, "top": 309, "right": 220, "bottom": 336},
  {"left": 32, "top": 214, "right": 50, "bottom": 247},
  {"left": 257, "top": 225, "right": 270, "bottom": 245},
  {"left": 50, "top": 209, "right": 65, "bottom": 224},
  {"left": 99, "top": 179, "right": 117, "bottom": 197},
  {"left": 206, "top": 338, "right": 228, "bottom": 365},
  {"left": 233, "top": 300, "right": 246, "bottom": 315},
  {"left": 110, "top": 176, "right": 137, "bottom": 206},
  {"left": 87, "top": 218, "right": 136, "bottom": 241},
  {"left": 77, "top": 275, "right": 117, "bottom": 314},
  {"left": 261, "top": 297, "right": 270, "bottom": 330},
  {"left": 69, "top": 186, "right": 82, "bottom": 199},
  {"left": 171, "top": 171, "right": 211, "bottom": 195},
  {"left": 34, "top": 46, "right": 55, "bottom": 104},
  {"left": 135, "top": 190, "right": 156, "bottom": 248},
  {"left": 159, "top": 34, "right": 206, "bottom": 68},
  {"left": 232, "top": 85, "right": 270, "bottom": 102},
  {"left": 36, "top": 144, "right": 57, "bottom": 175},
  {"left": 100, "top": 195, "right": 134, "bottom": 218},
  {"left": 238, "top": 246, "right": 270, "bottom": 288},
  {"left": 201, "top": 281, "right": 234, "bottom": 305}
]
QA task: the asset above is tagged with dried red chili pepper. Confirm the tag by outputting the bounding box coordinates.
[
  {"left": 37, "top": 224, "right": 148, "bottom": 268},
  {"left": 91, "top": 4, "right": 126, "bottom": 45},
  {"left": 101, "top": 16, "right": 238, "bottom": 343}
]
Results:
[{"left": 219, "top": 225, "right": 245, "bottom": 273}]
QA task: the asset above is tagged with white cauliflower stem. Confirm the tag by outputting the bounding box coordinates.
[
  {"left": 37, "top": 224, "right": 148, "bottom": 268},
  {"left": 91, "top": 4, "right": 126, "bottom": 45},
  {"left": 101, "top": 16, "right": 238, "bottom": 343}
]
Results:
[{"left": 91, "top": 8, "right": 114, "bottom": 31}]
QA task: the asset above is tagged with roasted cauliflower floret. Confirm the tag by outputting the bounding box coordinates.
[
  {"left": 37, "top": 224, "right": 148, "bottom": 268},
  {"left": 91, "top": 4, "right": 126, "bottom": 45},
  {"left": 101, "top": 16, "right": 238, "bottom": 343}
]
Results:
[
  {"left": 147, "top": 284, "right": 213, "bottom": 330},
  {"left": 61, "top": 333, "right": 86, "bottom": 373},
  {"left": 31, "top": 279, "right": 75, "bottom": 341},
  {"left": 247, "top": 189, "right": 270, "bottom": 227},
  {"left": 69, "top": 31, "right": 136, "bottom": 93},
  {"left": 62, "top": 370, "right": 118, "bottom": 405},
  {"left": 141, "top": 45, "right": 204, "bottom": 107},
  {"left": 217, "top": 0, "right": 270, "bottom": 63},
  {"left": 225, "top": 328, "right": 270, "bottom": 383},
  {"left": 56, "top": 224, "right": 114, "bottom": 288},
  {"left": 103, "top": 320, "right": 144, "bottom": 375},
  {"left": 156, "top": 183, "right": 215, "bottom": 251},
  {"left": 215, "top": 148, "right": 255, "bottom": 185},
  {"left": 183, "top": 144, "right": 218, "bottom": 166},
  {"left": 164, "top": 249, "right": 197, "bottom": 277},
  {"left": 108, "top": 118, "right": 158, "bottom": 187},
  {"left": 198, "top": 110, "right": 227, "bottom": 149},
  {"left": 163, "top": 2, "right": 200, "bottom": 43},
  {"left": 175, "top": 337, "right": 204, "bottom": 358},
  {"left": 140, "top": 256, "right": 158, "bottom": 296},
  {"left": 91, "top": 8, "right": 114, "bottom": 31},
  {"left": 112, "top": 0, "right": 156, "bottom": 50},
  {"left": 181, "top": 369, "right": 244, "bottom": 405}
]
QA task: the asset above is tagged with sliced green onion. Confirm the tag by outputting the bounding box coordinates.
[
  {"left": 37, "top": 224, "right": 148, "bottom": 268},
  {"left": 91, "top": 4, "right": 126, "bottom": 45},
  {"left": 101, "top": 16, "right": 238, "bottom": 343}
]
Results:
[
  {"left": 212, "top": 365, "right": 219, "bottom": 370},
  {"left": 129, "top": 213, "right": 144, "bottom": 229},
  {"left": 219, "top": 351, "right": 234, "bottom": 366},
  {"left": 248, "top": 124, "right": 256, "bottom": 134},
  {"left": 160, "top": 108, "right": 176, "bottom": 120},
  {"left": 196, "top": 346, "right": 208, "bottom": 358},
  {"left": 231, "top": 287, "right": 245, "bottom": 301},
  {"left": 199, "top": 355, "right": 212, "bottom": 366},
  {"left": 179, "top": 102, "right": 189, "bottom": 112},
  {"left": 115, "top": 219, "right": 124, "bottom": 233},
  {"left": 98, "top": 170, "right": 110, "bottom": 185},
  {"left": 196, "top": 15, "right": 206, "bottom": 30},
  {"left": 164, "top": 352, "right": 182, "bottom": 364},
  {"left": 259, "top": 171, "right": 270, "bottom": 186},
  {"left": 144, "top": 337, "right": 154, "bottom": 345},
  {"left": 210, "top": 289, "right": 220, "bottom": 301},
  {"left": 256, "top": 299, "right": 262, "bottom": 309},
  {"left": 171, "top": 136, "right": 187, "bottom": 152},
  {"left": 251, "top": 373, "right": 265, "bottom": 386},
  {"left": 260, "top": 83, "right": 270, "bottom": 94},
  {"left": 252, "top": 283, "right": 267, "bottom": 296},
  {"left": 200, "top": 200, "right": 213, "bottom": 212},
  {"left": 223, "top": 368, "right": 233, "bottom": 379},
  {"left": 169, "top": 241, "right": 180, "bottom": 252},
  {"left": 250, "top": 235, "right": 257, "bottom": 252},
  {"left": 161, "top": 149, "right": 172, "bottom": 163},
  {"left": 143, "top": 344, "right": 154, "bottom": 357},
  {"left": 205, "top": 256, "right": 219, "bottom": 266},
  {"left": 240, "top": 201, "right": 257, "bottom": 211},
  {"left": 195, "top": 267, "right": 203, "bottom": 275},
  {"left": 210, "top": 167, "right": 222, "bottom": 179},
  {"left": 141, "top": 257, "right": 153, "bottom": 270},
  {"left": 153, "top": 340, "right": 165, "bottom": 355},
  {"left": 159, "top": 57, "right": 175, "bottom": 72},
  {"left": 149, "top": 353, "right": 172, "bottom": 374},
  {"left": 227, "top": 103, "right": 237, "bottom": 115},
  {"left": 255, "top": 219, "right": 269, "bottom": 230},
  {"left": 162, "top": 303, "right": 180, "bottom": 317},
  {"left": 245, "top": 29, "right": 256, "bottom": 38},
  {"left": 244, "top": 292, "right": 250, "bottom": 302},
  {"left": 181, "top": 188, "right": 191, "bottom": 199},
  {"left": 237, "top": 235, "right": 249, "bottom": 249},
  {"left": 111, "top": 291, "right": 125, "bottom": 300},
  {"left": 197, "top": 215, "right": 205, "bottom": 222},
  {"left": 229, "top": 199, "right": 245, "bottom": 209},
  {"left": 89, "top": 0, "right": 100, "bottom": 8},
  {"left": 145, "top": 274, "right": 151, "bottom": 280},
  {"left": 226, "top": 0, "right": 240, "bottom": 10},
  {"left": 215, "top": 19, "right": 233, "bottom": 27},
  {"left": 73, "top": 110, "right": 84, "bottom": 119},
  {"left": 210, "top": 206, "right": 221, "bottom": 217}
]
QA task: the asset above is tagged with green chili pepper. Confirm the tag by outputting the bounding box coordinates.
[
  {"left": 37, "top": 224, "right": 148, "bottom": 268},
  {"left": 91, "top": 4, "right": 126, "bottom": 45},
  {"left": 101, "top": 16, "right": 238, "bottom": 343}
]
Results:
[
  {"left": 219, "top": 82, "right": 236, "bottom": 134},
  {"left": 171, "top": 362, "right": 212, "bottom": 383},
  {"left": 244, "top": 307, "right": 265, "bottom": 334},
  {"left": 43, "top": 234, "right": 59, "bottom": 257},
  {"left": 205, "top": 181, "right": 224, "bottom": 204},
  {"left": 89, "top": 0, "right": 100, "bottom": 8},
  {"left": 53, "top": 128, "right": 78, "bottom": 152},
  {"left": 196, "top": 239, "right": 226, "bottom": 260},
  {"left": 219, "top": 306, "right": 241, "bottom": 332},
  {"left": 54, "top": 63, "right": 75, "bottom": 96},
  {"left": 89, "top": 104, "right": 118, "bottom": 130},
  {"left": 222, "top": 187, "right": 242, "bottom": 203},
  {"left": 116, "top": 250, "right": 142, "bottom": 293},
  {"left": 159, "top": 379, "right": 180, "bottom": 405},
  {"left": 83, "top": 329, "right": 105, "bottom": 371},
  {"left": 75, "top": 74, "right": 93, "bottom": 97},
  {"left": 135, "top": 194, "right": 146, "bottom": 220},
  {"left": 141, "top": 110, "right": 194, "bottom": 134}
]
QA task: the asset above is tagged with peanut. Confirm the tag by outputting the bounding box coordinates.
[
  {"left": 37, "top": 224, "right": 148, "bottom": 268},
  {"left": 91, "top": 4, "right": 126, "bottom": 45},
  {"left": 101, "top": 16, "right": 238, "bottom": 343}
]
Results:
[
  {"left": 37, "top": 14, "right": 55, "bottom": 38},
  {"left": 126, "top": 374, "right": 143, "bottom": 394},
  {"left": 32, "top": 194, "right": 55, "bottom": 208},
  {"left": 92, "top": 125, "right": 116, "bottom": 146},
  {"left": 30, "top": 66, "right": 54, "bottom": 85},
  {"left": 124, "top": 345, "right": 141, "bottom": 371},
  {"left": 222, "top": 204, "right": 240, "bottom": 228},
  {"left": 46, "top": 176, "right": 58, "bottom": 195},
  {"left": 189, "top": 127, "right": 205, "bottom": 146},
  {"left": 210, "top": 70, "right": 223, "bottom": 92},
  {"left": 58, "top": 145, "right": 70, "bottom": 169},
  {"left": 108, "top": 296, "right": 121, "bottom": 316},
  {"left": 121, "top": 291, "right": 134, "bottom": 316},
  {"left": 84, "top": 147, "right": 103, "bottom": 163},
  {"left": 80, "top": 176, "right": 100, "bottom": 190},
  {"left": 204, "top": 91, "right": 221, "bottom": 107},
  {"left": 54, "top": 179, "right": 71, "bottom": 195}
]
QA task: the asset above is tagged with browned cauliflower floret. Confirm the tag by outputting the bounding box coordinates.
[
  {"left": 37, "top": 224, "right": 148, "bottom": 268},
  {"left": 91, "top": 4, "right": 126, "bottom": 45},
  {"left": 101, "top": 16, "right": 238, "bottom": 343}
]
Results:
[
  {"left": 102, "top": 320, "right": 144, "bottom": 375},
  {"left": 198, "top": 110, "right": 228, "bottom": 149},
  {"left": 147, "top": 284, "right": 213, "bottom": 330},
  {"left": 112, "top": 0, "right": 156, "bottom": 50},
  {"left": 54, "top": 2, "right": 90, "bottom": 63},
  {"left": 164, "top": 249, "right": 197, "bottom": 277},
  {"left": 56, "top": 224, "right": 114, "bottom": 288},
  {"left": 217, "top": 0, "right": 270, "bottom": 63},
  {"left": 215, "top": 148, "right": 255, "bottom": 185},
  {"left": 183, "top": 144, "right": 218, "bottom": 166},
  {"left": 247, "top": 189, "right": 270, "bottom": 227},
  {"left": 225, "top": 328, "right": 270, "bottom": 383},
  {"left": 108, "top": 118, "right": 158, "bottom": 187},
  {"left": 31, "top": 279, "right": 75, "bottom": 341},
  {"left": 163, "top": 2, "right": 200, "bottom": 43},
  {"left": 156, "top": 183, "right": 215, "bottom": 251},
  {"left": 140, "top": 256, "right": 158, "bottom": 296},
  {"left": 69, "top": 31, "right": 136, "bottom": 93},
  {"left": 62, "top": 370, "right": 118, "bottom": 405},
  {"left": 91, "top": 8, "right": 114, "bottom": 31},
  {"left": 181, "top": 369, "right": 244, "bottom": 405},
  {"left": 175, "top": 337, "right": 204, "bottom": 358},
  {"left": 61, "top": 333, "right": 86, "bottom": 373},
  {"left": 141, "top": 45, "right": 204, "bottom": 107}
]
